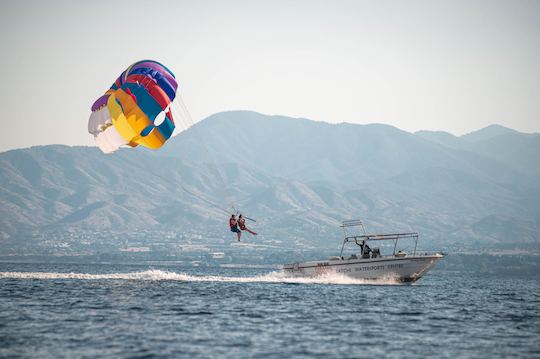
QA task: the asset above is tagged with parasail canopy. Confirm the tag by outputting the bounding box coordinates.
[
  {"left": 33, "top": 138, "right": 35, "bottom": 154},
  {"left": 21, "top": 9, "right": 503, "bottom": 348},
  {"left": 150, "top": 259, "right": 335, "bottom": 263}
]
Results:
[{"left": 88, "top": 60, "right": 178, "bottom": 153}]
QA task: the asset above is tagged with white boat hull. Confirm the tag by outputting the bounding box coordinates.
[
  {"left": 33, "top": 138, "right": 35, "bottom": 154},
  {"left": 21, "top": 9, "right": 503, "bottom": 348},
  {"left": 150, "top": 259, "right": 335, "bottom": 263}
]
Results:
[{"left": 283, "top": 254, "right": 444, "bottom": 282}]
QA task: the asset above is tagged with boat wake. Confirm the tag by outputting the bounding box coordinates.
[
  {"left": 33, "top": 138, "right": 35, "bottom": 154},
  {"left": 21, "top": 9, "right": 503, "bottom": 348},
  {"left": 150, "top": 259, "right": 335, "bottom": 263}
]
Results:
[{"left": 0, "top": 269, "right": 402, "bottom": 285}]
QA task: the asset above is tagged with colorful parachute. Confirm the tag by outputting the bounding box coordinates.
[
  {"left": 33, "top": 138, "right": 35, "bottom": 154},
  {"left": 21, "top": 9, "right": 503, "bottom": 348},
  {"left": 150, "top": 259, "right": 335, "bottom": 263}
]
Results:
[{"left": 88, "top": 60, "right": 178, "bottom": 153}]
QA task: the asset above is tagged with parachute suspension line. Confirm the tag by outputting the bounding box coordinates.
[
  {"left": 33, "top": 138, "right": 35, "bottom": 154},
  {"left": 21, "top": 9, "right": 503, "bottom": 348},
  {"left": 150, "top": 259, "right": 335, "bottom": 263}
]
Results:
[
  {"left": 131, "top": 75, "right": 240, "bottom": 216},
  {"left": 169, "top": 92, "right": 239, "bottom": 215},
  {"left": 181, "top": 185, "right": 233, "bottom": 217},
  {"left": 131, "top": 75, "right": 237, "bottom": 213}
]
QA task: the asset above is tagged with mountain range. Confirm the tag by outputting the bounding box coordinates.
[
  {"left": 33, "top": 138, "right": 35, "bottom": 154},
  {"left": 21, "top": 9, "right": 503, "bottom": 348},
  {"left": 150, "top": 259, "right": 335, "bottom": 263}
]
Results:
[{"left": 1, "top": 111, "right": 539, "bottom": 255}]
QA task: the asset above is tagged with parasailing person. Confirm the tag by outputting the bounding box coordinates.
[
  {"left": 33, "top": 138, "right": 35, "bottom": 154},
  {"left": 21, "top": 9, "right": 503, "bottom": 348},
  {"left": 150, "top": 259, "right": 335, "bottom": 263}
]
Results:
[
  {"left": 229, "top": 214, "right": 242, "bottom": 242},
  {"left": 238, "top": 214, "right": 257, "bottom": 236}
]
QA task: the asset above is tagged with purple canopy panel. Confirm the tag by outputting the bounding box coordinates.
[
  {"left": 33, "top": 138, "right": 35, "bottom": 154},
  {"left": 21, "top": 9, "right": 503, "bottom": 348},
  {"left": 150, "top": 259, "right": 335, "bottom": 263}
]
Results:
[
  {"left": 129, "top": 61, "right": 178, "bottom": 91},
  {"left": 91, "top": 94, "right": 110, "bottom": 112}
]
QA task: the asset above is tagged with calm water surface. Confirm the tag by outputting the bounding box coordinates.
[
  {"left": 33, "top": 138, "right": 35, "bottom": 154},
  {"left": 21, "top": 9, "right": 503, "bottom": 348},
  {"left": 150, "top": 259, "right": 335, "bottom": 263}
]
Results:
[{"left": 0, "top": 262, "right": 539, "bottom": 358}]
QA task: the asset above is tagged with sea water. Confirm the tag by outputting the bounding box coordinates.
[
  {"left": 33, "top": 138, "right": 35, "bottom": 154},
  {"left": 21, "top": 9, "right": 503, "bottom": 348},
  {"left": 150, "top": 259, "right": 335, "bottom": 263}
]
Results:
[{"left": 0, "top": 262, "right": 539, "bottom": 358}]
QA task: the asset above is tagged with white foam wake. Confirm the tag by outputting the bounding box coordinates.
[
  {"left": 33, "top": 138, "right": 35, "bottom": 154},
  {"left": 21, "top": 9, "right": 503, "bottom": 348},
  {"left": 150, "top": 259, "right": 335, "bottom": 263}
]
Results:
[{"left": 0, "top": 269, "right": 401, "bottom": 285}]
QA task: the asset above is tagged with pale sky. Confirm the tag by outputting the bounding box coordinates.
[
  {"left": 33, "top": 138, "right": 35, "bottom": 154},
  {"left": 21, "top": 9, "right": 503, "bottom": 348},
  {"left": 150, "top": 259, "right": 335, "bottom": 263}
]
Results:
[{"left": 1, "top": 0, "right": 539, "bottom": 151}]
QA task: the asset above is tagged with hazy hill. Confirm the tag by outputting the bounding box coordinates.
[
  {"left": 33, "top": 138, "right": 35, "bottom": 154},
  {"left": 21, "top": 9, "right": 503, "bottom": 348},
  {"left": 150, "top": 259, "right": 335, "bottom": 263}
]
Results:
[
  {"left": 165, "top": 112, "right": 537, "bottom": 188},
  {"left": 416, "top": 125, "right": 540, "bottom": 177},
  {"left": 1, "top": 111, "right": 539, "bottom": 254}
]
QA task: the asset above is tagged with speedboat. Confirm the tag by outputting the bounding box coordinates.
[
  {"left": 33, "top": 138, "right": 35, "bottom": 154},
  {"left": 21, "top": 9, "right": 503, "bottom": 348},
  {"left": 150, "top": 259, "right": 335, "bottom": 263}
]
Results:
[{"left": 283, "top": 220, "right": 445, "bottom": 282}]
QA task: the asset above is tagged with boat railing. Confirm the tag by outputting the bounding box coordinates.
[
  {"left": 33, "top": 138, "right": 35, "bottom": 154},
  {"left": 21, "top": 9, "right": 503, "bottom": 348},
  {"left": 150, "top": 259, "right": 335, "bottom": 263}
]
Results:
[
  {"left": 340, "top": 220, "right": 366, "bottom": 229},
  {"left": 340, "top": 220, "right": 367, "bottom": 238},
  {"left": 339, "top": 232, "right": 419, "bottom": 257}
]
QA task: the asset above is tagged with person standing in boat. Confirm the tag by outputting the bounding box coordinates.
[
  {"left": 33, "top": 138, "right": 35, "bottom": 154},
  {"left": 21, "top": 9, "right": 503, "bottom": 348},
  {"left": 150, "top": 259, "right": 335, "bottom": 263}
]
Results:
[
  {"left": 360, "top": 240, "right": 372, "bottom": 258},
  {"left": 229, "top": 214, "right": 242, "bottom": 242},
  {"left": 238, "top": 214, "right": 257, "bottom": 236}
]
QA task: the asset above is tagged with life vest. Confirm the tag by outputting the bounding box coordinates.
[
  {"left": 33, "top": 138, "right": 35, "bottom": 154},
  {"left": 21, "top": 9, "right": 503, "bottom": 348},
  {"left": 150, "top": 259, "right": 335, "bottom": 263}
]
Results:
[{"left": 229, "top": 218, "right": 237, "bottom": 228}]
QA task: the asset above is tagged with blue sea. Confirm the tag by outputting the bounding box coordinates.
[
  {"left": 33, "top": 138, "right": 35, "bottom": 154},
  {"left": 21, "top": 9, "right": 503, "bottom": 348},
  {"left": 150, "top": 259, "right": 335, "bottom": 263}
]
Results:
[{"left": 1, "top": 262, "right": 539, "bottom": 358}]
